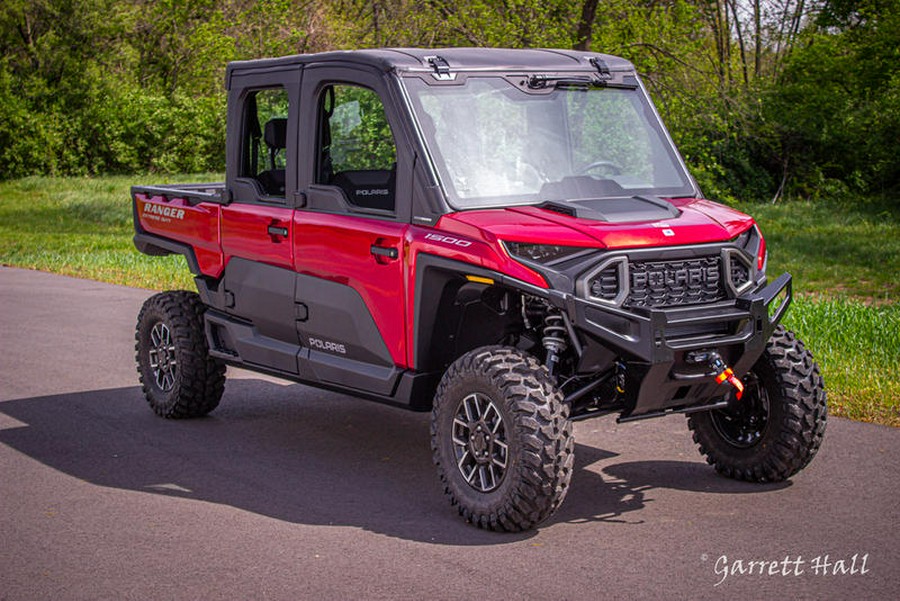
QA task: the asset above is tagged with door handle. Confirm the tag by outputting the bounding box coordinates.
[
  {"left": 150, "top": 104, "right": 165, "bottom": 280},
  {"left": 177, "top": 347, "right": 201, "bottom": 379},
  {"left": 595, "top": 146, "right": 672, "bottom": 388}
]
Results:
[
  {"left": 370, "top": 245, "right": 399, "bottom": 260},
  {"left": 267, "top": 225, "right": 289, "bottom": 237}
]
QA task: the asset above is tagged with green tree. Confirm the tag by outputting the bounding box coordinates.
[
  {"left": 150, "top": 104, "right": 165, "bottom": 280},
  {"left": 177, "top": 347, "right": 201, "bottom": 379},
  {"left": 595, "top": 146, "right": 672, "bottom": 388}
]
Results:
[{"left": 767, "top": 0, "right": 900, "bottom": 196}]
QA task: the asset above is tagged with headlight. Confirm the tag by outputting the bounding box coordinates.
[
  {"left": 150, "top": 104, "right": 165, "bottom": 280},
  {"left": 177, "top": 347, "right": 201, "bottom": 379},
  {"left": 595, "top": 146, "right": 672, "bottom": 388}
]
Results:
[
  {"left": 725, "top": 224, "right": 767, "bottom": 296},
  {"left": 754, "top": 225, "right": 768, "bottom": 273},
  {"left": 503, "top": 242, "right": 589, "bottom": 265}
]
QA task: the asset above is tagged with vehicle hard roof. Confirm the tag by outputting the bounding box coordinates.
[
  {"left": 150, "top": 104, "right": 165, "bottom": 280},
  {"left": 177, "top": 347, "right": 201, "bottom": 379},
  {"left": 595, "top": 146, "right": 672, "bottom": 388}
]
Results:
[{"left": 226, "top": 47, "right": 635, "bottom": 87}]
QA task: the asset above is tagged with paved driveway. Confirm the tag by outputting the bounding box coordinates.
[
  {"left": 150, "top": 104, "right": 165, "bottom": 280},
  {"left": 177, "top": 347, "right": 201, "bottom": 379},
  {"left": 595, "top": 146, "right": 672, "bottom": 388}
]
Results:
[{"left": 1, "top": 266, "right": 897, "bottom": 600}]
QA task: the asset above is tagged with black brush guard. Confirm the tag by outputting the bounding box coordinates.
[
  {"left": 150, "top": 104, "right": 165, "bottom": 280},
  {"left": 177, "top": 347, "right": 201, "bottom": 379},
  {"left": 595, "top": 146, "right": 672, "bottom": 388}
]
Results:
[{"left": 566, "top": 273, "right": 792, "bottom": 420}]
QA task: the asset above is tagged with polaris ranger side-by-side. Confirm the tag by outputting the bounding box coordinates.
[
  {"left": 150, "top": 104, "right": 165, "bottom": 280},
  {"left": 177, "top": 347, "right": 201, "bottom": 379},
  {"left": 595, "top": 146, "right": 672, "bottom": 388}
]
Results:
[{"left": 133, "top": 48, "right": 826, "bottom": 531}]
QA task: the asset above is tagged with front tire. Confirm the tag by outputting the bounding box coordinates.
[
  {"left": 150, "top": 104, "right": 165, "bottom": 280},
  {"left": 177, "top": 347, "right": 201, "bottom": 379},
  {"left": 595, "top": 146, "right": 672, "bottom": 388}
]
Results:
[
  {"left": 431, "top": 346, "right": 574, "bottom": 531},
  {"left": 688, "top": 327, "right": 827, "bottom": 482},
  {"left": 135, "top": 291, "right": 226, "bottom": 418}
]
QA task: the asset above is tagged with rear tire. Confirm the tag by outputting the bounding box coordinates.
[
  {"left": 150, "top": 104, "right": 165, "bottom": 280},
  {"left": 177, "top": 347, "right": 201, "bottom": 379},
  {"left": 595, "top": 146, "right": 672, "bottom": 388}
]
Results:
[
  {"left": 135, "top": 291, "right": 226, "bottom": 418},
  {"left": 688, "top": 327, "right": 826, "bottom": 482},
  {"left": 431, "top": 346, "right": 574, "bottom": 531}
]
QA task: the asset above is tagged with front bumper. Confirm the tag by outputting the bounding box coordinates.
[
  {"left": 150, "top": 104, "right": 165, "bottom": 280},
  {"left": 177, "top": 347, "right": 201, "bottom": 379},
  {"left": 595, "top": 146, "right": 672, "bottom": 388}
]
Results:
[{"left": 565, "top": 272, "right": 792, "bottom": 418}]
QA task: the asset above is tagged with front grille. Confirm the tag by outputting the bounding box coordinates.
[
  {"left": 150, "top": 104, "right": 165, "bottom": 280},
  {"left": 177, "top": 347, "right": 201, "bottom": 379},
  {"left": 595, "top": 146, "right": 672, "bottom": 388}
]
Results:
[
  {"left": 626, "top": 257, "right": 725, "bottom": 308},
  {"left": 729, "top": 253, "right": 751, "bottom": 290},
  {"left": 588, "top": 264, "right": 621, "bottom": 302}
]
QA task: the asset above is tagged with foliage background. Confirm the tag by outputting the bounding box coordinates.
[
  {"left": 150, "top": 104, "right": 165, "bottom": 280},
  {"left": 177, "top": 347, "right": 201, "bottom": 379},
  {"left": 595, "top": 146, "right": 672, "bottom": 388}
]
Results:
[
  {"left": 0, "top": 0, "right": 898, "bottom": 203},
  {"left": 0, "top": 1, "right": 897, "bottom": 425}
]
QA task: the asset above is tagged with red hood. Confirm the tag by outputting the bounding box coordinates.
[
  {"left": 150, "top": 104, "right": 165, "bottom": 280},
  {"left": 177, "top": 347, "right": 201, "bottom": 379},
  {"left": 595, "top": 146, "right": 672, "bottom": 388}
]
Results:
[{"left": 437, "top": 198, "right": 755, "bottom": 250}]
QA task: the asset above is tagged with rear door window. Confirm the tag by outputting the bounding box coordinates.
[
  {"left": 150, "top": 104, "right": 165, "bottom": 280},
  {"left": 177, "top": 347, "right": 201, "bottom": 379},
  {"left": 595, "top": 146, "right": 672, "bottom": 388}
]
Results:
[{"left": 241, "top": 87, "right": 290, "bottom": 198}]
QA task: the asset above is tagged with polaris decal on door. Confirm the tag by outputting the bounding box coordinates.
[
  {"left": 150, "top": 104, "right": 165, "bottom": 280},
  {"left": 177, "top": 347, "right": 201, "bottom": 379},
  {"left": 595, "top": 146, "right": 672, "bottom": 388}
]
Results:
[{"left": 308, "top": 336, "right": 347, "bottom": 354}]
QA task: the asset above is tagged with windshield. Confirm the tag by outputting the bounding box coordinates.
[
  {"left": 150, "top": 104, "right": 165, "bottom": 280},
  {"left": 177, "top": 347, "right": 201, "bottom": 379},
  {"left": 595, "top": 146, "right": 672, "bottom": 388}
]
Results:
[{"left": 403, "top": 76, "right": 695, "bottom": 209}]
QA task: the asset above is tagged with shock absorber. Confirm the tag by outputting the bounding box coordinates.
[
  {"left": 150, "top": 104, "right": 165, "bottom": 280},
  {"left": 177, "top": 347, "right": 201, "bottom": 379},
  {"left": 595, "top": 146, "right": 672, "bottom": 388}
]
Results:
[{"left": 542, "top": 310, "right": 568, "bottom": 377}]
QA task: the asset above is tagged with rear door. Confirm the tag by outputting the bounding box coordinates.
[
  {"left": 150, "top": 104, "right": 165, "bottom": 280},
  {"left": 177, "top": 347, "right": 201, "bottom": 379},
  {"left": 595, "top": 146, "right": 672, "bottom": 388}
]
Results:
[
  {"left": 222, "top": 73, "right": 300, "bottom": 268},
  {"left": 292, "top": 65, "right": 411, "bottom": 393},
  {"left": 219, "top": 67, "right": 303, "bottom": 373}
]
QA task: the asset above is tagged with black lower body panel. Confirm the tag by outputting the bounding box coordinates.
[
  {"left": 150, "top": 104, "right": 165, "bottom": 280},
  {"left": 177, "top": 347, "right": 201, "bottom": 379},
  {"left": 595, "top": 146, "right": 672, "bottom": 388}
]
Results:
[
  {"left": 204, "top": 308, "right": 437, "bottom": 410},
  {"left": 193, "top": 258, "right": 441, "bottom": 409}
]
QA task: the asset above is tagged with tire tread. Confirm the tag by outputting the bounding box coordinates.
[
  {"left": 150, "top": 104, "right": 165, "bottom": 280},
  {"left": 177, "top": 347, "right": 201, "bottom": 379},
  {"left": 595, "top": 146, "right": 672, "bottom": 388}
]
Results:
[
  {"left": 135, "top": 290, "right": 226, "bottom": 418},
  {"left": 688, "top": 326, "right": 826, "bottom": 482},
  {"left": 431, "top": 346, "right": 574, "bottom": 531}
]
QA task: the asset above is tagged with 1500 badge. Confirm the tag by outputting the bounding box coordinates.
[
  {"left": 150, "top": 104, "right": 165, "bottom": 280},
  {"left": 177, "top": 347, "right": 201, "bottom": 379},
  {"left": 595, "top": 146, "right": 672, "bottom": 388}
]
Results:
[{"left": 424, "top": 233, "right": 472, "bottom": 248}]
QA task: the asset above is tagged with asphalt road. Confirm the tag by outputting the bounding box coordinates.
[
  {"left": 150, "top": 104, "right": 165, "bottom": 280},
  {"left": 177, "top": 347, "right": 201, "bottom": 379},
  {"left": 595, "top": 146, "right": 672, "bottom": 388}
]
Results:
[{"left": 1, "top": 266, "right": 897, "bottom": 600}]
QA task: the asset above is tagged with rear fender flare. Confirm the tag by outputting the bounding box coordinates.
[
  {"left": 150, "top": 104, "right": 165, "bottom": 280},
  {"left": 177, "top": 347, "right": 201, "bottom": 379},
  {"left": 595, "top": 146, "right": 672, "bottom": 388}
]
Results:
[{"left": 133, "top": 233, "right": 201, "bottom": 276}]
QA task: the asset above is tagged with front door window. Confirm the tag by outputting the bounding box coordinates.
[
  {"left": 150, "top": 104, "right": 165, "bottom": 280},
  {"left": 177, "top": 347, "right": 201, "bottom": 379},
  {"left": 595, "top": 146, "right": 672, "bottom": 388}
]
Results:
[{"left": 316, "top": 84, "right": 397, "bottom": 212}]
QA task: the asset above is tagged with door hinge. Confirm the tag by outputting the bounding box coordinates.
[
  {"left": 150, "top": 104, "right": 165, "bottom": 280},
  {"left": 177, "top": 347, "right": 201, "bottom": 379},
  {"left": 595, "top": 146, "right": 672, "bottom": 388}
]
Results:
[
  {"left": 425, "top": 55, "right": 455, "bottom": 81},
  {"left": 590, "top": 57, "right": 612, "bottom": 80}
]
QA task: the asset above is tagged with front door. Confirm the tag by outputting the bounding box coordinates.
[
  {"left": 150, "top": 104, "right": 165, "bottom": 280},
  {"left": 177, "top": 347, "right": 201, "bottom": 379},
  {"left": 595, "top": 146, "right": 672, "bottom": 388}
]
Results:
[{"left": 292, "top": 67, "right": 410, "bottom": 393}]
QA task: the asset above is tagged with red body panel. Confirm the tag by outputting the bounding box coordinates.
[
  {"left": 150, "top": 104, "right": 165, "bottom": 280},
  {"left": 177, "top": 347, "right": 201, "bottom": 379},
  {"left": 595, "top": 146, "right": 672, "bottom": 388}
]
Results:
[
  {"left": 293, "top": 212, "right": 409, "bottom": 367},
  {"left": 440, "top": 198, "right": 755, "bottom": 252},
  {"left": 135, "top": 194, "right": 224, "bottom": 277},
  {"left": 221, "top": 204, "right": 294, "bottom": 269},
  {"left": 408, "top": 224, "right": 550, "bottom": 287}
]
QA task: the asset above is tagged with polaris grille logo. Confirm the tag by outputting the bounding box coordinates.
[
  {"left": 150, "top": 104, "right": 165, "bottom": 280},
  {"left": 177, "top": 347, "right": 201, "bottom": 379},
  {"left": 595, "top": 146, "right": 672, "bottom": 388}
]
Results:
[
  {"left": 632, "top": 264, "right": 719, "bottom": 289},
  {"left": 356, "top": 189, "right": 389, "bottom": 196}
]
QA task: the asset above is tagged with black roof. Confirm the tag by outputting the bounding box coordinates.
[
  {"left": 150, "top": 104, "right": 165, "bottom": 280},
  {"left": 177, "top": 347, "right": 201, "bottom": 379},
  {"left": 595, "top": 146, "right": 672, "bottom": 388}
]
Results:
[{"left": 226, "top": 47, "right": 635, "bottom": 82}]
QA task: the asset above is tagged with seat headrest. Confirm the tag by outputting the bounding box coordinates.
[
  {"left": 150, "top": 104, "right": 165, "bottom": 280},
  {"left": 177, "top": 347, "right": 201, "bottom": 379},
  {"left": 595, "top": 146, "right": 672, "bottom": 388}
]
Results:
[{"left": 264, "top": 118, "right": 287, "bottom": 149}]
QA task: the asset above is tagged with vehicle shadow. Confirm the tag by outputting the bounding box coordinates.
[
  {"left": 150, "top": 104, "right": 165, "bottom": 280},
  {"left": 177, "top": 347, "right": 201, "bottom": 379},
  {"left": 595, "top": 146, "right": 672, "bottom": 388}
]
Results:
[
  {"left": 0, "top": 378, "right": 788, "bottom": 545},
  {"left": 556, "top": 451, "right": 791, "bottom": 526}
]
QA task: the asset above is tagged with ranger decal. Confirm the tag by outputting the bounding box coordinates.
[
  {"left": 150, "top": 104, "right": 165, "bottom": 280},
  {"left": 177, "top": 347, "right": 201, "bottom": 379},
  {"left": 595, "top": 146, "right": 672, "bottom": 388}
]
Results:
[{"left": 142, "top": 202, "right": 186, "bottom": 222}]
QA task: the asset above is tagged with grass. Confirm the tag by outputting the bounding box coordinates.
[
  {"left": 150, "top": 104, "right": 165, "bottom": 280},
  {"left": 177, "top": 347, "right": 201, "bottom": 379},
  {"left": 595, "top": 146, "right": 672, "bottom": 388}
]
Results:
[
  {"left": 1, "top": 176, "right": 897, "bottom": 426},
  {"left": 736, "top": 195, "right": 900, "bottom": 302},
  {"left": 738, "top": 196, "right": 900, "bottom": 426},
  {"left": 0, "top": 175, "right": 209, "bottom": 290},
  {"left": 784, "top": 297, "right": 899, "bottom": 427}
]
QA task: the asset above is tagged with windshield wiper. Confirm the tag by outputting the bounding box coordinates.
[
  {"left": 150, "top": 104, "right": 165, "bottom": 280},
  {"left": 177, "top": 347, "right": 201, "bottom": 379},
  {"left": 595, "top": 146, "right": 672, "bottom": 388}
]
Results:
[
  {"left": 526, "top": 74, "right": 638, "bottom": 90},
  {"left": 527, "top": 75, "right": 595, "bottom": 89}
]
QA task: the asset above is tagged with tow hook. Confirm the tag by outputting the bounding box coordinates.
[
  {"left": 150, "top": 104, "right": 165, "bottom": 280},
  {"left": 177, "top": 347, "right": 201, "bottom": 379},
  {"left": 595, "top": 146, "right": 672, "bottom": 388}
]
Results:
[
  {"left": 712, "top": 357, "right": 744, "bottom": 400},
  {"left": 686, "top": 351, "right": 745, "bottom": 400}
]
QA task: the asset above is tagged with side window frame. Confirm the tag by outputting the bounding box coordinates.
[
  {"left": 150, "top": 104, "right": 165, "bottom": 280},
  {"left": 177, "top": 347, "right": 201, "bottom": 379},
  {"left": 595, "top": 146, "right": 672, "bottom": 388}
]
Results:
[
  {"left": 298, "top": 66, "right": 413, "bottom": 223},
  {"left": 315, "top": 83, "right": 398, "bottom": 206},
  {"left": 225, "top": 66, "right": 302, "bottom": 207}
]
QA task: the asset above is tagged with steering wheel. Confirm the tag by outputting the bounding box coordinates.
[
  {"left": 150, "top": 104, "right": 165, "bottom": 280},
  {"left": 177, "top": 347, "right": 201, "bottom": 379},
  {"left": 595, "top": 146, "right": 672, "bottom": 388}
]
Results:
[{"left": 579, "top": 160, "right": 623, "bottom": 177}]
